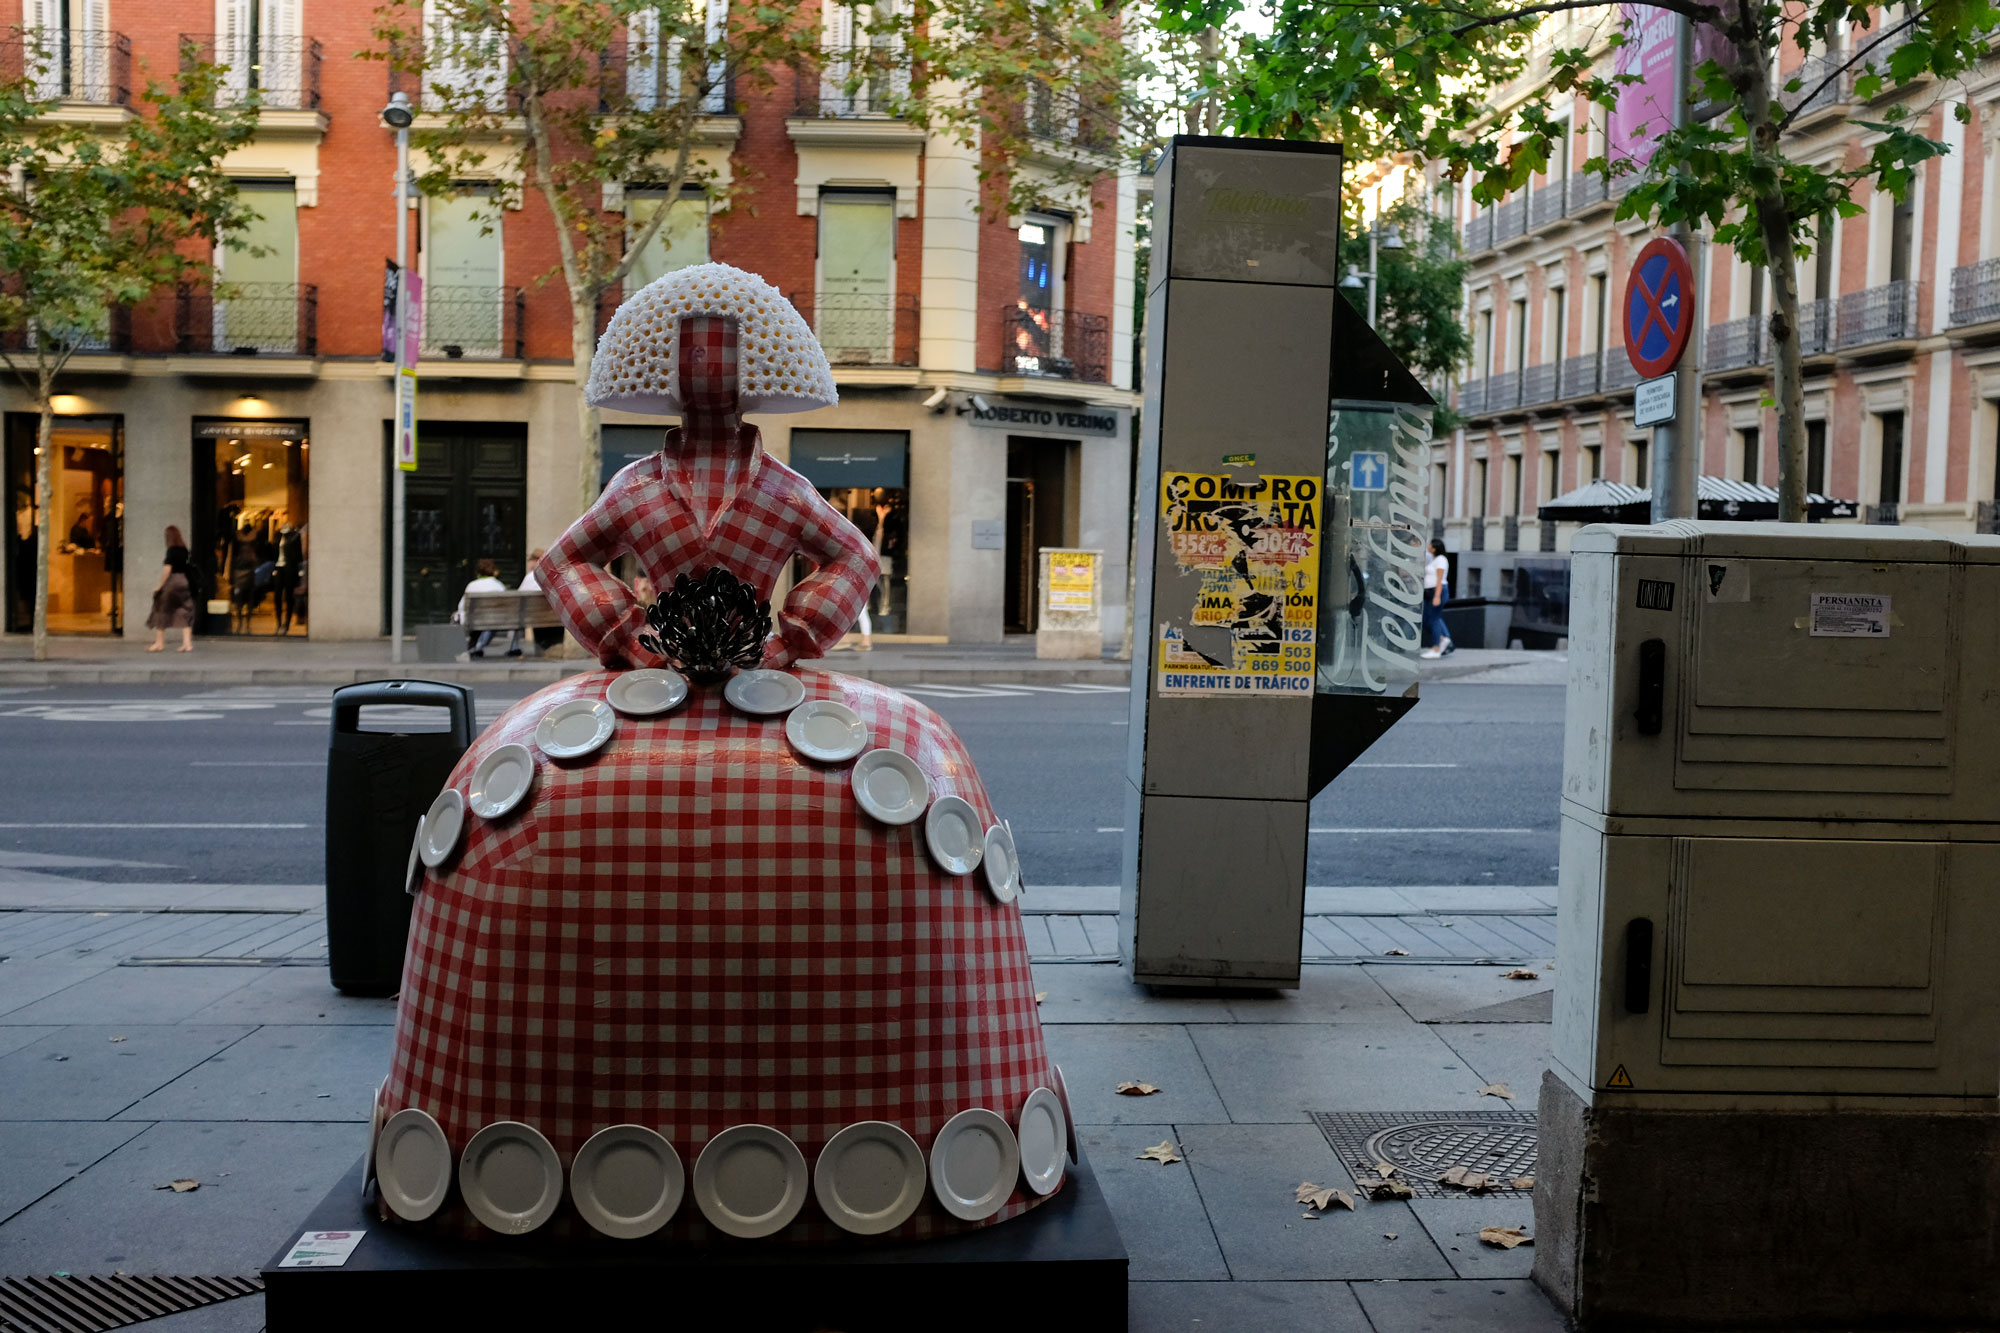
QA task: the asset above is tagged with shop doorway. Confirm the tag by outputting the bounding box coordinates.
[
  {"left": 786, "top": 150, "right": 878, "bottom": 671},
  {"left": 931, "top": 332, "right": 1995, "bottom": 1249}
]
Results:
[
  {"left": 789, "top": 428, "right": 909, "bottom": 633},
  {"left": 1004, "top": 435, "right": 1077, "bottom": 633},
  {"left": 5, "top": 413, "right": 124, "bottom": 635},
  {"left": 192, "top": 419, "right": 310, "bottom": 636},
  {"left": 384, "top": 422, "right": 528, "bottom": 629}
]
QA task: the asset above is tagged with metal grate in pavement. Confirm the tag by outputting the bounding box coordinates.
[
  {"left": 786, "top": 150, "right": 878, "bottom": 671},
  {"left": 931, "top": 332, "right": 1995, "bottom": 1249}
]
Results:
[
  {"left": 1311, "top": 1110, "right": 1538, "bottom": 1197},
  {"left": 0, "top": 1273, "right": 263, "bottom": 1332}
]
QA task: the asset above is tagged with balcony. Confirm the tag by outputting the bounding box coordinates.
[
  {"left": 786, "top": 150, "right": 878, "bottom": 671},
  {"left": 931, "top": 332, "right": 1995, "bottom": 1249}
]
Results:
[
  {"left": 792, "top": 291, "right": 918, "bottom": 367},
  {"left": 1559, "top": 352, "right": 1601, "bottom": 399},
  {"left": 1484, "top": 368, "right": 1522, "bottom": 412},
  {"left": 3, "top": 307, "right": 131, "bottom": 356},
  {"left": 1456, "top": 377, "right": 1485, "bottom": 416},
  {"left": 599, "top": 41, "right": 732, "bottom": 114},
  {"left": 999, "top": 305, "right": 1108, "bottom": 383},
  {"left": 1519, "top": 362, "right": 1557, "bottom": 406},
  {"left": 1494, "top": 196, "right": 1526, "bottom": 244},
  {"left": 1799, "top": 297, "right": 1835, "bottom": 355},
  {"left": 1837, "top": 280, "right": 1917, "bottom": 349},
  {"left": 1567, "top": 170, "right": 1609, "bottom": 214},
  {"left": 1, "top": 26, "right": 129, "bottom": 107},
  {"left": 1503, "top": 515, "right": 1520, "bottom": 551},
  {"left": 386, "top": 38, "right": 514, "bottom": 113},
  {"left": 175, "top": 283, "right": 317, "bottom": 357},
  {"left": 1950, "top": 259, "right": 2000, "bottom": 327},
  {"left": 181, "top": 34, "right": 322, "bottom": 111},
  {"left": 420, "top": 285, "right": 524, "bottom": 361},
  {"left": 1779, "top": 52, "right": 1846, "bottom": 119},
  {"left": 1601, "top": 348, "right": 1640, "bottom": 392},
  {"left": 1707, "top": 315, "right": 1764, "bottom": 371},
  {"left": 1529, "top": 180, "right": 1566, "bottom": 230},
  {"left": 1462, "top": 209, "right": 1493, "bottom": 254},
  {"left": 1865, "top": 502, "right": 1900, "bottom": 526},
  {"left": 795, "top": 49, "right": 910, "bottom": 118}
]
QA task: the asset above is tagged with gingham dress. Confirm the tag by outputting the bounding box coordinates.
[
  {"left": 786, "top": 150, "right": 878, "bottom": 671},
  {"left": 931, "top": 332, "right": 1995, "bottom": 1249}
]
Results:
[{"left": 380, "top": 316, "right": 1062, "bottom": 1243}]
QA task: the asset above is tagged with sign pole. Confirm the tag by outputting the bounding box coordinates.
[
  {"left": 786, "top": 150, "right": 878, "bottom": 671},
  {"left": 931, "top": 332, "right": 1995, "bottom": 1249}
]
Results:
[
  {"left": 1652, "top": 14, "right": 1702, "bottom": 522},
  {"left": 389, "top": 117, "right": 410, "bottom": 664}
]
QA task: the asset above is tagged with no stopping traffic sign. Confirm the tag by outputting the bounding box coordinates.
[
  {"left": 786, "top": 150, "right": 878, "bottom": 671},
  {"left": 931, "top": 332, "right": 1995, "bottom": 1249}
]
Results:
[{"left": 1624, "top": 237, "right": 1695, "bottom": 379}]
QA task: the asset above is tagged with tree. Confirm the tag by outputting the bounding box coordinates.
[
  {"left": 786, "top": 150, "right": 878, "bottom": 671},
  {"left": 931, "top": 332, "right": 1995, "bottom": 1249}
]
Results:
[
  {"left": 1156, "top": 0, "right": 1998, "bottom": 520},
  {"left": 379, "top": 0, "right": 1146, "bottom": 516},
  {"left": 0, "top": 48, "right": 260, "bottom": 660},
  {"left": 1340, "top": 195, "right": 1472, "bottom": 431}
]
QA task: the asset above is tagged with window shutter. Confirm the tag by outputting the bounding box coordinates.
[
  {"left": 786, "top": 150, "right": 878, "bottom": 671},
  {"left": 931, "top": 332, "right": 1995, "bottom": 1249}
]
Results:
[
  {"left": 626, "top": 6, "right": 659, "bottom": 109},
  {"left": 702, "top": 0, "right": 727, "bottom": 112},
  {"left": 874, "top": 0, "right": 908, "bottom": 101},
  {"left": 217, "top": 0, "right": 253, "bottom": 101},
  {"left": 260, "top": 0, "right": 302, "bottom": 102},
  {"left": 820, "top": 0, "right": 853, "bottom": 114},
  {"left": 21, "top": 0, "right": 59, "bottom": 99}
]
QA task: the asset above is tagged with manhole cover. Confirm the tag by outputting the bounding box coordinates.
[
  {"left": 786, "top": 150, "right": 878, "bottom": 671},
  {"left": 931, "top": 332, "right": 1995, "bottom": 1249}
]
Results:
[{"left": 1311, "top": 1110, "right": 1537, "bottom": 1197}]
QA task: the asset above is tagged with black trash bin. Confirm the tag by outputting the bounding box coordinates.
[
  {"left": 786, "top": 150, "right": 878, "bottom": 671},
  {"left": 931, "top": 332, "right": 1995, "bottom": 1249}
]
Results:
[{"left": 325, "top": 679, "right": 475, "bottom": 995}]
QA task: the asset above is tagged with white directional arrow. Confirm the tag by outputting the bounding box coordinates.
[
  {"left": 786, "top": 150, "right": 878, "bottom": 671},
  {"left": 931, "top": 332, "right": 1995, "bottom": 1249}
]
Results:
[{"left": 1661, "top": 293, "right": 1678, "bottom": 309}]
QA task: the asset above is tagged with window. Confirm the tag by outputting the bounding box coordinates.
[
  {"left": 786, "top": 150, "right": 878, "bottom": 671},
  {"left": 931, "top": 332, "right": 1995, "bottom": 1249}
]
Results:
[
  {"left": 423, "top": 0, "right": 508, "bottom": 110},
  {"left": 1544, "top": 285, "right": 1566, "bottom": 365},
  {"left": 1466, "top": 566, "right": 1483, "bottom": 597},
  {"left": 217, "top": 181, "right": 299, "bottom": 353},
  {"left": 1586, "top": 444, "right": 1603, "bottom": 482},
  {"left": 819, "top": 191, "right": 897, "bottom": 365},
  {"left": 1890, "top": 193, "right": 1915, "bottom": 285},
  {"left": 1806, "top": 419, "right": 1827, "bottom": 494},
  {"left": 1475, "top": 457, "right": 1490, "bottom": 516},
  {"left": 1587, "top": 272, "right": 1608, "bottom": 357},
  {"left": 1626, "top": 436, "right": 1649, "bottom": 485},
  {"left": 1508, "top": 298, "right": 1527, "bottom": 372},
  {"left": 423, "top": 190, "right": 505, "bottom": 358},
  {"left": 625, "top": 0, "right": 728, "bottom": 113},
  {"left": 1432, "top": 462, "right": 1448, "bottom": 518},
  {"left": 1008, "top": 213, "right": 1073, "bottom": 376},
  {"left": 820, "top": 0, "right": 908, "bottom": 116},
  {"left": 1476, "top": 308, "right": 1494, "bottom": 377},
  {"left": 23, "top": 0, "right": 111, "bottom": 101},
  {"left": 625, "top": 189, "right": 709, "bottom": 293},
  {"left": 215, "top": 0, "right": 305, "bottom": 106},
  {"left": 1499, "top": 566, "right": 1516, "bottom": 599},
  {"left": 1504, "top": 453, "right": 1523, "bottom": 515},
  {"left": 1540, "top": 447, "right": 1561, "bottom": 503},
  {"left": 1738, "top": 426, "right": 1761, "bottom": 483},
  {"left": 1875, "top": 410, "right": 1905, "bottom": 504},
  {"left": 1812, "top": 214, "right": 1835, "bottom": 301}
]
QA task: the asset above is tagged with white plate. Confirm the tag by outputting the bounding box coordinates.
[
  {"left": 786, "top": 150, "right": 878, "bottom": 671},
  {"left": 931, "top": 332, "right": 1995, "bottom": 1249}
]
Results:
[
  {"left": 812, "top": 1121, "right": 927, "bottom": 1236},
  {"left": 692, "top": 1124, "right": 809, "bottom": 1239},
  {"left": 783, "top": 699, "right": 868, "bottom": 763},
  {"left": 924, "top": 795, "right": 983, "bottom": 876},
  {"left": 928, "top": 1107, "right": 1020, "bottom": 1222},
  {"left": 536, "top": 698, "right": 615, "bottom": 760},
  {"left": 851, "top": 749, "right": 931, "bottom": 826},
  {"left": 1052, "top": 1064, "right": 1078, "bottom": 1164},
  {"left": 606, "top": 668, "right": 689, "bottom": 718},
  {"left": 468, "top": 743, "right": 535, "bottom": 820},
  {"left": 981, "top": 822, "right": 1020, "bottom": 903},
  {"left": 375, "top": 1106, "right": 452, "bottom": 1222},
  {"left": 1017, "top": 1087, "right": 1067, "bottom": 1196},
  {"left": 571, "top": 1125, "right": 685, "bottom": 1240},
  {"left": 404, "top": 817, "right": 424, "bottom": 895},
  {"left": 724, "top": 669, "right": 807, "bottom": 716},
  {"left": 418, "top": 789, "right": 465, "bottom": 869},
  {"left": 459, "top": 1120, "right": 564, "bottom": 1235},
  {"left": 363, "top": 1081, "right": 387, "bottom": 1200}
]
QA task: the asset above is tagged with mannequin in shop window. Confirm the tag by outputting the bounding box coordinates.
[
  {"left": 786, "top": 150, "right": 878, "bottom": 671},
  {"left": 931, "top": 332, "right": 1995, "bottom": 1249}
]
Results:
[{"left": 273, "top": 522, "right": 304, "bottom": 634}]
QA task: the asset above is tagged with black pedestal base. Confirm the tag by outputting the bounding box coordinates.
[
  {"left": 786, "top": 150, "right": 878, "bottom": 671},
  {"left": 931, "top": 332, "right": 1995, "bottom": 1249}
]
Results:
[{"left": 265, "top": 1146, "right": 1128, "bottom": 1333}]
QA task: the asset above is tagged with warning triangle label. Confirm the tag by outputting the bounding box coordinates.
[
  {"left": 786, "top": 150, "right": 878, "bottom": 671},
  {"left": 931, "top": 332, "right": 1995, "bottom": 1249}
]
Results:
[{"left": 1606, "top": 1064, "right": 1634, "bottom": 1089}]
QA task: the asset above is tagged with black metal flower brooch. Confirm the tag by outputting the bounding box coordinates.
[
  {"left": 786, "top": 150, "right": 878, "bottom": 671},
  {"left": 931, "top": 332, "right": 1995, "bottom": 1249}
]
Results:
[{"left": 636, "top": 567, "right": 773, "bottom": 682}]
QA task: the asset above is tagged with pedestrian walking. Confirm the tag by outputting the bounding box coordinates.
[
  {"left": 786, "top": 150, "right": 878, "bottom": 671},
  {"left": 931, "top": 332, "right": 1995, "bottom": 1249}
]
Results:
[
  {"left": 454, "top": 558, "right": 508, "bottom": 657},
  {"left": 145, "top": 525, "right": 195, "bottom": 653},
  {"left": 1419, "top": 537, "right": 1454, "bottom": 659}
]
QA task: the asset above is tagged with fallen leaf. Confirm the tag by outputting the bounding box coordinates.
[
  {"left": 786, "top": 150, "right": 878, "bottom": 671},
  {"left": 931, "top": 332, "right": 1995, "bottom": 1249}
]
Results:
[
  {"left": 1034, "top": 991, "right": 1048, "bottom": 1005},
  {"left": 1136, "top": 1140, "right": 1182, "bottom": 1165},
  {"left": 1512, "top": 1176, "right": 1536, "bottom": 1190},
  {"left": 1373, "top": 1161, "right": 1396, "bottom": 1177},
  {"left": 1295, "top": 1182, "right": 1355, "bottom": 1212},
  {"left": 1383, "top": 948, "right": 1410, "bottom": 956},
  {"left": 1479, "top": 1225, "right": 1534, "bottom": 1250},
  {"left": 109, "top": 1036, "right": 126, "bottom": 1043},
  {"left": 155, "top": 1179, "right": 201, "bottom": 1193},
  {"left": 52, "top": 1055, "right": 67, "bottom": 1062},
  {"left": 1364, "top": 1177, "right": 1415, "bottom": 1201},
  {"left": 1438, "top": 1166, "right": 1496, "bottom": 1194},
  {"left": 1302, "top": 1212, "right": 1319, "bottom": 1220},
  {"left": 1477, "top": 1082, "right": 1514, "bottom": 1100},
  {"left": 1383, "top": 1232, "right": 1399, "bottom": 1240},
  {"left": 1501, "top": 968, "right": 1540, "bottom": 980},
  {"left": 1116, "top": 1081, "right": 1162, "bottom": 1096}
]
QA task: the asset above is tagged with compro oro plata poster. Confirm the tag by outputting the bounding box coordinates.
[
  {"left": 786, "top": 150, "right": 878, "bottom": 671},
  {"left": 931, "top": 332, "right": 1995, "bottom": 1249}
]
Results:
[{"left": 1156, "top": 470, "right": 1321, "bottom": 695}]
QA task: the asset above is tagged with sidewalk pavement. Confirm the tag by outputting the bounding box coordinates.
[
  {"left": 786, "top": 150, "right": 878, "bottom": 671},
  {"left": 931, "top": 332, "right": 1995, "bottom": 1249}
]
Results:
[
  {"left": 0, "top": 632, "right": 1565, "bottom": 689},
  {"left": 0, "top": 861, "right": 1569, "bottom": 1333}
]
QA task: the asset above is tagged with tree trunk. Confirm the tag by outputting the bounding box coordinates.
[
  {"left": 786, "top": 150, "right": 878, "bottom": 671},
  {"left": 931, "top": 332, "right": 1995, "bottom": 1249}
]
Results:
[
  {"left": 32, "top": 385, "right": 52, "bottom": 662},
  {"left": 572, "top": 295, "right": 603, "bottom": 516},
  {"left": 1735, "top": 30, "right": 1807, "bottom": 522}
]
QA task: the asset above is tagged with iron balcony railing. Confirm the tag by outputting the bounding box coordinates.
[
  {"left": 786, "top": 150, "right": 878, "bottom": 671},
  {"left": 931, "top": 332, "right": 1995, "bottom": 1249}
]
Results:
[
  {"left": 176, "top": 282, "right": 317, "bottom": 356},
  {"left": 2, "top": 26, "right": 129, "bottom": 105},
  {"left": 1799, "top": 297, "right": 1836, "bottom": 354},
  {"left": 1481, "top": 368, "right": 1522, "bottom": 412},
  {"left": 792, "top": 291, "right": 918, "bottom": 367},
  {"left": 1865, "top": 502, "right": 1900, "bottom": 526},
  {"left": 1950, "top": 259, "right": 2000, "bottom": 326},
  {"left": 1000, "top": 304, "right": 1109, "bottom": 383},
  {"left": 1850, "top": 24, "right": 1911, "bottom": 92},
  {"left": 4, "top": 306, "right": 131, "bottom": 355},
  {"left": 181, "top": 33, "right": 322, "bottom": 110},
  {"left": 387, "top": 37, "right": 516, "bottom": 113},
  {"left": 795, "top": 49, "right": 911, "bottom": 118},
  {"left": 1559, "top": 352, "right": 1601, "bottom": 398},
  {"left": 1457, "top": 377, "right": 1486, "bottom": 416},
  {"left": 1707, "top": 316, "right": 1764, "bottom": 371},
  {"left": 1837, "top": 280, "right": 1918, "bottom": 348},
  {"left": 1601, "top": 348, "right": 1640, "bottom": 392},
  {"left": 1780, "top": 51, "right": 1846, "bottom": 117},
  {"left": 599, "top": 41, "right": 731, "bottom": 114},
  {"left": 1568, "top": 170, "right": 1609, "bottom": 212},
  {"left": 1519, "top": 362, "right": 1557, "bottom": 406},
  {"left": 420, "top": 284, "right": 525, "bottom": 361},
  {"left": 1529, "top": 180, "right": 1565, "bottom": 230},
  {"left": 1540, "top": 519, "right": 1559, "bottom": 551},
  {"left": 1494, "top": 195, "right": 1526, "bottom": 243},
  {"left": 1462, "top": 208, "right": 1493, "bottom": 254}
]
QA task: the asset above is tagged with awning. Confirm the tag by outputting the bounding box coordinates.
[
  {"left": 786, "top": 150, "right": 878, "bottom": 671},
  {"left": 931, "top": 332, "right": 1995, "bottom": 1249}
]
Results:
[{"left": 1536, "top": 476, "right": 1857, "bottom": 523}]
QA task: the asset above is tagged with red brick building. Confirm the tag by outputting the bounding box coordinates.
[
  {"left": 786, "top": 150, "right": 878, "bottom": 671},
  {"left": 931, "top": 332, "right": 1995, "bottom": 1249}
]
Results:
[{"left": 2, "top": 1, "right": 1139, "bottom": 646}]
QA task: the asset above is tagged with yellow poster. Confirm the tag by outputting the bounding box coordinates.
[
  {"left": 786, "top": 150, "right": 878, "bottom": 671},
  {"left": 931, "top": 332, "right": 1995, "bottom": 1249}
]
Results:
[
  {"left": 1045, "top": 550, "right": 1097, "bottom": 613},
  {"left": 1155, "top": 470, "right": 1320, "bottom": 696}
]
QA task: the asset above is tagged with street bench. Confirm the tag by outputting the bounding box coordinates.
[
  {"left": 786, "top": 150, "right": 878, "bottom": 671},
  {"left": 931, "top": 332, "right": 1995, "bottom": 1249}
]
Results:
[{"left": 463, "top": 589, "right": 562, "bottom": 635}]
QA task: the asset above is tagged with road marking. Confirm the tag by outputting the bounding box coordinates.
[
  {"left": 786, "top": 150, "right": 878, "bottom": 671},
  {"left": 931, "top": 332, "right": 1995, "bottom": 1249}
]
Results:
[
  {"left": 1349, "top": 763, "right": 1461, "bottom": 768},
  {"left": 2, "top": 702, "right": 278, "bottom": 722},
  {"left": 0, "top": 822, "right": 312, "bottom": 830},
  {"left": 1095, "top": 826, "right": 1540, "bottom": 835},
  {"left": 190, "top": 761, "right": 322, "bottom": 767},
  {"left": 897, "top": 683, "right": 1129, "bottom": 699}
]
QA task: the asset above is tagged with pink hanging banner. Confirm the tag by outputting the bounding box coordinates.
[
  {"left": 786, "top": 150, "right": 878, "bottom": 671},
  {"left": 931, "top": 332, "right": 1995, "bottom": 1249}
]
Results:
[{"left": 1610, "top": 4, "right": 1680, "bottom": 174}]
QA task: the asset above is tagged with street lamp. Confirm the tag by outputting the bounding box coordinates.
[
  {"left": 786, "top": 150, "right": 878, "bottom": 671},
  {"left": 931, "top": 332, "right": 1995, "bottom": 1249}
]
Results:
[
  {"left": 384, "top": 91, "right": 412, "bottom": 663},
  {"left": 1340, "top": 218, "right": 1405, "bottom": 327}
]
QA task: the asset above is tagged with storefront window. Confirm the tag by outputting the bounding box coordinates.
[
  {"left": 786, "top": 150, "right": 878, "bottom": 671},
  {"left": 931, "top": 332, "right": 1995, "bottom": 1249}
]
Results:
[
  {"left": 4, "top": 414, "right": 124, "bottom": 634},
  {"left": 788, "top": 428, "right": 908, "bottom": 633},
  {"left": 193, "top": 419, "right": 309, "bottom": 636}
]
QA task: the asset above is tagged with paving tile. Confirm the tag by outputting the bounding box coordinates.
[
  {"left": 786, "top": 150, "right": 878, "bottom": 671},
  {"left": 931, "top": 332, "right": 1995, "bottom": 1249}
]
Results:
[
  {"left": 1128, "top": 1280, "right": 1372, "bottom": 1331},
  {"left": 0, "top": 1026, "right": 253, "bottom": 1121},
  {"left": 1077, "top": 1124, "right": 1228, "bottom": 1282},
  {"left": 1041, "top": 1025, "right": 1228, "bottom": 1125},
  {"left": 1030, "top": 963, "right": 1239, "bottom": 1025},
  {"left": 1366, "top": 966, "right": 1556, "bottom": 1024},
  {"left": 0, "top": 1121, "right": 364, "bottom": 1274},
  {"left": 1, "top": 966, "right": 264, "bottom": 1025},
  {"left": 1395, "top": 885, "right": 1558, "bottom": 913},
  {"left": 1303, "top": 885, "right": 1420, "bottom": 914},
  {"left": 0, "top": 1121, "right": 149, "bottom": 1223},
  {"left": 1223, "top": 967, "right": 1403, "bottom": 1024},
  {"left": 185, "top": 966, "right": 399, "bottom": 1026},
  {"left": 1430, "top": 1026, "right": 1553, "bottom": 1100},
  {"left": 1187, "top": 1024, "right": 1491, "bottom": 1122},
  {"left": 1350, "top": 1277, "right": 1571, "bottom": 1333},
  {"left": 1178, "top": 1123, "right": 1453, "bottom": 1282},
  {"left": 0, "top": 960, "right": 116, "bottom": 1018},
  {"left": 118, "top": 1025, "right": 392, "bottom": 1123},
  {"left": 0, "top": 1025, "right": 60, "bottom": 1058},
  {"left": 133, "top": 1294, "right": 266, "bottom": 1333},
  {"left": 1409, "top": 1197, "right": 1540, "bottom": 1279}
]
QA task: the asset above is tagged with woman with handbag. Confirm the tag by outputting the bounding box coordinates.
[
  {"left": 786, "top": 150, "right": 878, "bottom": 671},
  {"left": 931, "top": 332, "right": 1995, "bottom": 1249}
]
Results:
[{"left": 145, "top": 526, "right": 195, "bottom": 653}]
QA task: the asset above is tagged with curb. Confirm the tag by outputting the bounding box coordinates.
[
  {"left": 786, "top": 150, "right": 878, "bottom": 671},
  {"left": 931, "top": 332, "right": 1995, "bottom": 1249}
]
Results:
[{"left": 0, "top": 661, "right": 1139, "bottom": 688}]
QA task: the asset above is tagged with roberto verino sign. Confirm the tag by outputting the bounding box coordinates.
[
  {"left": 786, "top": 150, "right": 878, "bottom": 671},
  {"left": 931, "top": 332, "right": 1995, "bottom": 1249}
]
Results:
[{"left": 966, "top": 398, "right": 1122, "bottom": 438}]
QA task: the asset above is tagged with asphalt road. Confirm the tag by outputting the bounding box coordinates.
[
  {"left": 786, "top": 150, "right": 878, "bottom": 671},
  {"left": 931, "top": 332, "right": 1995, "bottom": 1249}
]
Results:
[{"left": 0, "top": 680, "right": 1563, "bottom": 887}]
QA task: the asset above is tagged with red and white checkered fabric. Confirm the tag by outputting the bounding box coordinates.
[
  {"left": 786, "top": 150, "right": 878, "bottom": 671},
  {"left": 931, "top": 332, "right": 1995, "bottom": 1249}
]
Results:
[
  {"left": 384, "top": 670, "right": 1059, "bottom": 1242},
  {"left": 543, "top": 314, "right": 874, "bottom": 671}
]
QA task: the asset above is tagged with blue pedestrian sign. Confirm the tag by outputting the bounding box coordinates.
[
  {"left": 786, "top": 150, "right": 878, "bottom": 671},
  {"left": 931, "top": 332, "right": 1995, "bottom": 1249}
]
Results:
[{"left": 1350, "top": 451, "right": 1388, "bottom": 492}]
